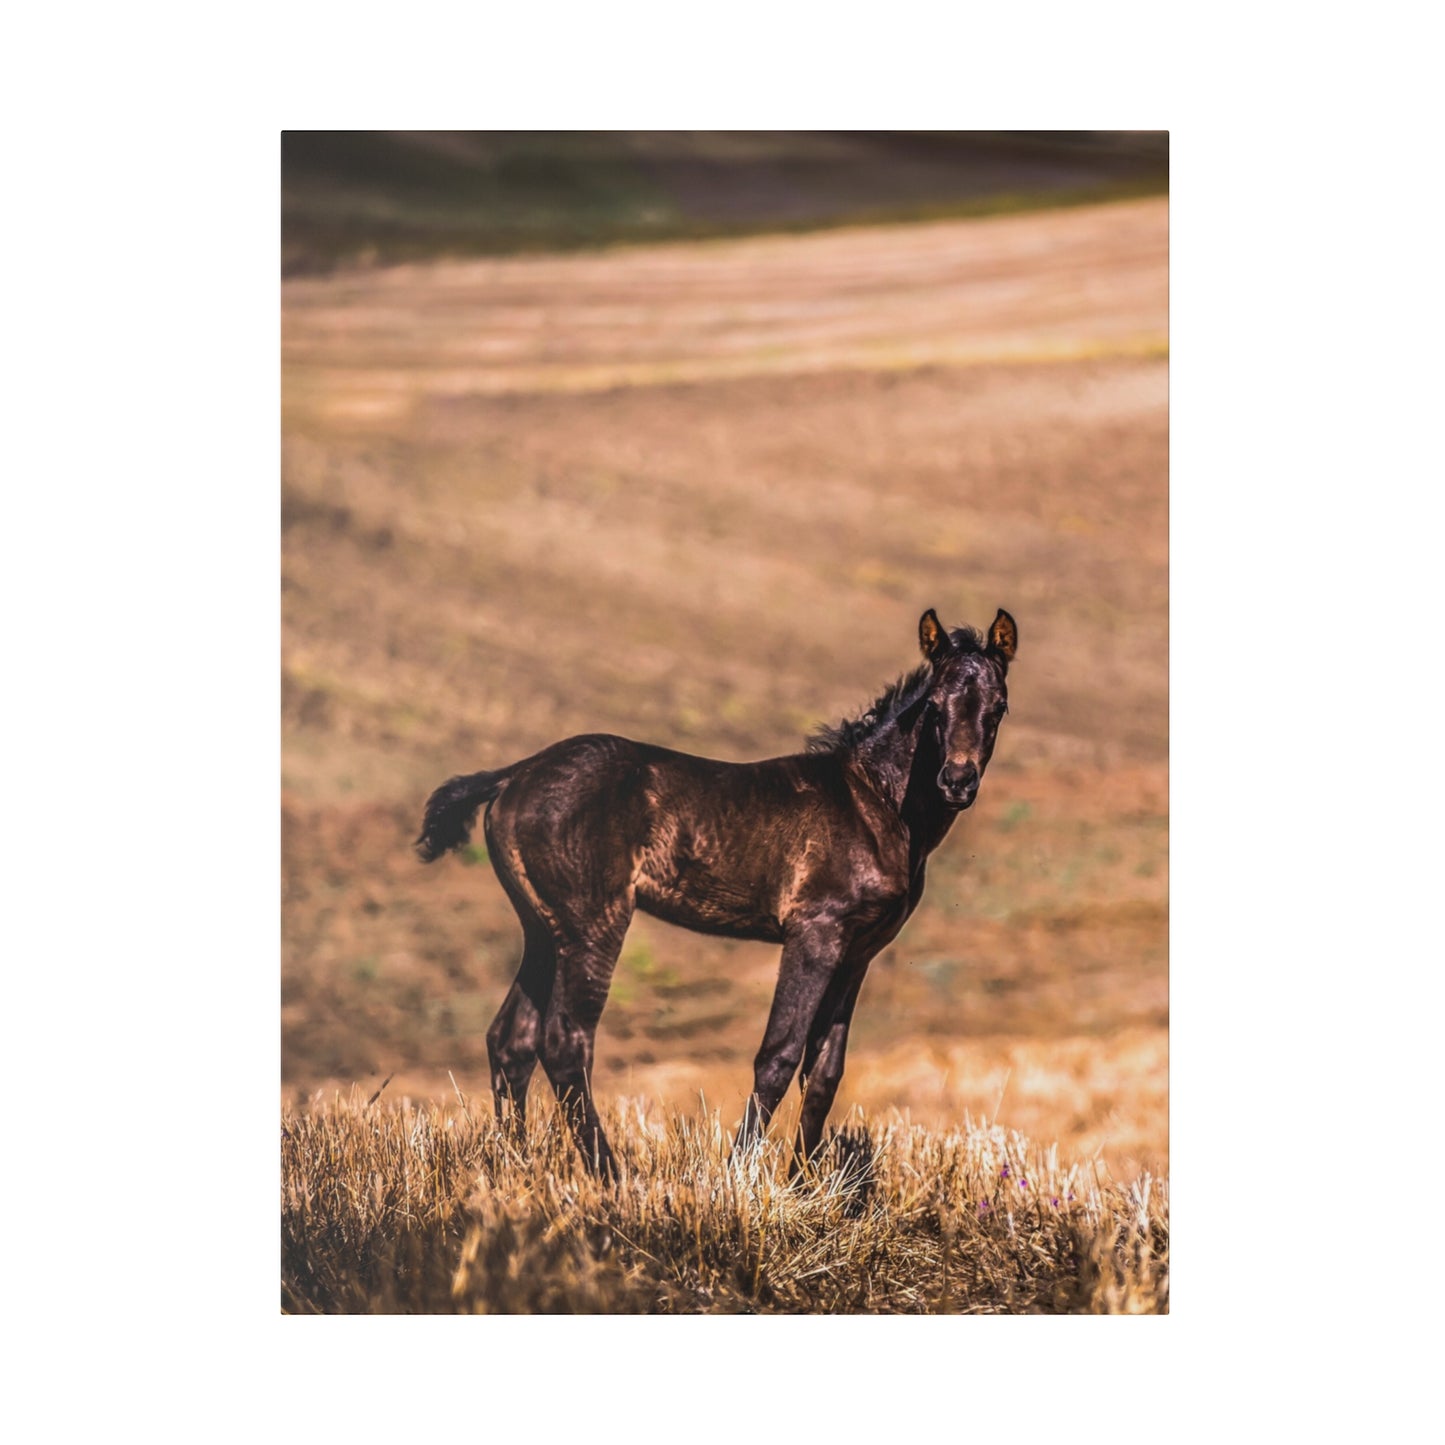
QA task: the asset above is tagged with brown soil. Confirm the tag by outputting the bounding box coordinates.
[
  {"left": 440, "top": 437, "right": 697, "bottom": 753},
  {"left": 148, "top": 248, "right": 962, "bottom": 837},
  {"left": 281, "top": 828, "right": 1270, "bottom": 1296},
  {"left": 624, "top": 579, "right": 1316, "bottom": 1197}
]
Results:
[{"left": 282, "top": 197, "right": 1168, "bottom": 1175}]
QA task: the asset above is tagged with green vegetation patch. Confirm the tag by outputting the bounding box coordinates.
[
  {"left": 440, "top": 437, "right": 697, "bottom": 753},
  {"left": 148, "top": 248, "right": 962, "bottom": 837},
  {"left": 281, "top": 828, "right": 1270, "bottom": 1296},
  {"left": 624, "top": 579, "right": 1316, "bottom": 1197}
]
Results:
[{"left": 283, "top": 131, "right": 1168, "bottom": 275}]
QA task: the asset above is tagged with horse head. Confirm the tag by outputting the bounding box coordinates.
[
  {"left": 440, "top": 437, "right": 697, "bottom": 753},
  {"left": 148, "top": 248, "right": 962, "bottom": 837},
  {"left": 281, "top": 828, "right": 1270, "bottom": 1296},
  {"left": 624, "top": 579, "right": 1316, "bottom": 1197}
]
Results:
[{"left": 917, "top": 607, "right": 1017, "bottom": 810}]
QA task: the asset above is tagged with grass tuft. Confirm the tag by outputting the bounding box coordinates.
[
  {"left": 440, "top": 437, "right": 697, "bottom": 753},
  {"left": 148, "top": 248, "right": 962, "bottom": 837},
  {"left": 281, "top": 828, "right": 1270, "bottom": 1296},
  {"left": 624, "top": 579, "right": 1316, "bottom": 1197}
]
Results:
[{"left": 281, "top": 1093, "right": 1167, "bottom": 1314}]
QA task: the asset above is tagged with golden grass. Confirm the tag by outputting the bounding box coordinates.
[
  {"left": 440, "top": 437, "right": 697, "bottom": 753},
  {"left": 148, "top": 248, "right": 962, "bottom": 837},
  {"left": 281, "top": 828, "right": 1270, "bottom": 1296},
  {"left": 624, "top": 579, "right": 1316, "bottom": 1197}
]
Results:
[
  {"left": 281, "top": 1092, "right": 1167, "bottom": 1315},
  {"left": 284, "top": 198, "right": 1168, "bottom": 420},
  {"left": 291, "top": 333, "right": 1172, "bottom": 423}
]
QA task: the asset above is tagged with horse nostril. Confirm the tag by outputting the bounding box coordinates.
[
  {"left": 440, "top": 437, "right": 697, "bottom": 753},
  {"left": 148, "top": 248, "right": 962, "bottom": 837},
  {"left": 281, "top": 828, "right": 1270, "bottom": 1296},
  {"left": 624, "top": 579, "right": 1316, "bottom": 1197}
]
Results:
[{"left": 940, "top": 762, "right": 979, "bottom": 794}]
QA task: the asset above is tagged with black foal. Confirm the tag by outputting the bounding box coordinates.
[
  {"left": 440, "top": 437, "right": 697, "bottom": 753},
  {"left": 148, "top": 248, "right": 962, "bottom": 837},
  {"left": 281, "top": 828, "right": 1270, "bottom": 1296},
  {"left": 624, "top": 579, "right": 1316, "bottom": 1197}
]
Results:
[{"left": 418, "top": 607, "right": 1017, "bottom": 1178}]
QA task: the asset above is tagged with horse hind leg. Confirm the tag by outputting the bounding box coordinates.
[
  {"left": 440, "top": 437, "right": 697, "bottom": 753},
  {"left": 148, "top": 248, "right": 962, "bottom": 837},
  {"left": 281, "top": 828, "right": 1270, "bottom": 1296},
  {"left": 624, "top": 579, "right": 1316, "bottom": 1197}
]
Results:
[
  {"left": 537, "top": 906, "right": 633, "bottom": 1182},
  {"left": 485, "top": 760, "right": 641, "bottom": 1180},
  {"left": 487, "top": 862, "right": 631, "bottom": 1181},
  {"left": 481, "top": 808, "right": 559, "bottom": 1140},
  {"left": 485, "top": 922, "right": 553, "bottom": 1138}
]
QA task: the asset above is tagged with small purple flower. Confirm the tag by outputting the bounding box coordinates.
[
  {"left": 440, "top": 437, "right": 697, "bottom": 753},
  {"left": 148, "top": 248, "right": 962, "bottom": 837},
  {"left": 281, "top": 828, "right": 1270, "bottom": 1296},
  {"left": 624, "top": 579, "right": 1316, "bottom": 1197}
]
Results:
[
  {"left": 1020, "top": 1178, "right": 1029, "bottom": 1189},
  {"left": 1051, "top": 1197, "right": 1060, "bottom": 1208},
  {"left": 1000, "top": 1164, "right": 1010, "bottom": 1178},
  {"left": 1067, "top": 1192, "right": 1076, "bottom": 1202},
  {"left": 978, "top": 1199, "right": 991, "bottom": 1212}
]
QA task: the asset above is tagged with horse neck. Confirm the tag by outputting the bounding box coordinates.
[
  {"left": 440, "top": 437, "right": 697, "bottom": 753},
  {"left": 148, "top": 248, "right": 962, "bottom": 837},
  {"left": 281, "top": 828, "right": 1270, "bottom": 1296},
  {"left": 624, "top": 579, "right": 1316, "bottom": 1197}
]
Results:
[{"left": 852, "top": 700, "right": 957, "bottom": 860}]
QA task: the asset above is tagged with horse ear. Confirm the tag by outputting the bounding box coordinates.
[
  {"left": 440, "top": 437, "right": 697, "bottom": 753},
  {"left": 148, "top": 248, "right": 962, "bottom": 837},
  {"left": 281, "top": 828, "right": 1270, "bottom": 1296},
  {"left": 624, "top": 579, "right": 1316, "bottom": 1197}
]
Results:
[
  {"left": 988, "top": 608, "right": 1018, "bottom": 665},
  {"left": 919, "top": 609, "right": 951, "bottom": 662}
]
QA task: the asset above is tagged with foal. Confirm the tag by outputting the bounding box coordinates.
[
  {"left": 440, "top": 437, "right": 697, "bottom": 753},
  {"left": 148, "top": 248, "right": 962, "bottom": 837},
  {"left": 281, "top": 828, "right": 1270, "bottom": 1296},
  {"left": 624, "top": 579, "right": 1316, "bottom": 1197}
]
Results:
[{"left": 417, "top": 607, "right": 1017, "bottom": 1179}]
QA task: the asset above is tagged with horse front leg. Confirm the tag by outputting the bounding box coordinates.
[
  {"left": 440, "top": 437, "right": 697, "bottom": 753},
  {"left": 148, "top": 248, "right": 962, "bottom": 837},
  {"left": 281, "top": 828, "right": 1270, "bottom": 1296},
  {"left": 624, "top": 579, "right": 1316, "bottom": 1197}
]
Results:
[
  {"left": 792, "top": 966, "right": 869, "bottom": 1174},
  {"left": 735, "top": 919, "right": 845, "bottom": 1155}
]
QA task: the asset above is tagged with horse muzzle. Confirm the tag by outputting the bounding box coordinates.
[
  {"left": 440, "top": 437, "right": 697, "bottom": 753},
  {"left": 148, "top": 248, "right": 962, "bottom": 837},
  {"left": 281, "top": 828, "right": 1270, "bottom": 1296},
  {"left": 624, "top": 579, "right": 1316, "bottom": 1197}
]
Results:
[{"left": 938, "top": 760, "right": 980, "bottom": 810}]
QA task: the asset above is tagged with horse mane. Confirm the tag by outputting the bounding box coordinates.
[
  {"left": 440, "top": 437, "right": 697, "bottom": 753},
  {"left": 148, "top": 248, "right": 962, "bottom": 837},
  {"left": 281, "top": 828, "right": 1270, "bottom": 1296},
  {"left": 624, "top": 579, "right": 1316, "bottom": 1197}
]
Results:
[{"left": 806, "top": 626, "right": 985, "bottom": 755}]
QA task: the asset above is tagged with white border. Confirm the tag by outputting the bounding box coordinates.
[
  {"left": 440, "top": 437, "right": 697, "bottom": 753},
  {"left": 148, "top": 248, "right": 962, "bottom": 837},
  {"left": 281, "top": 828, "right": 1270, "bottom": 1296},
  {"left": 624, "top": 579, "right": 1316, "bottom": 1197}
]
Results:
[{"left": 9, "top": 0, "right": 1437, "bottom": 1435}]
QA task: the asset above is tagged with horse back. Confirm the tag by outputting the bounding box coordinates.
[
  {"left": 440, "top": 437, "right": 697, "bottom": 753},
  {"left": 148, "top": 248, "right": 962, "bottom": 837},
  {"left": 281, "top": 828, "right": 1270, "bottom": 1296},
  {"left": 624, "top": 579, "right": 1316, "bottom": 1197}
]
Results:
[{"left": 489, "top": 734, "right": 905, "bottom": 944}]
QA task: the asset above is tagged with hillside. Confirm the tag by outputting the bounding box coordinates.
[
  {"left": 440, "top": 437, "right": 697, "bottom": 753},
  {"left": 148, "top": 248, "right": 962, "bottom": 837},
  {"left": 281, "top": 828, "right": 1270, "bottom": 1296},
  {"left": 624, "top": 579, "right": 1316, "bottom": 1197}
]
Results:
[{"left": 281, "top": 195, "right": 1169, "bottom": 1179}]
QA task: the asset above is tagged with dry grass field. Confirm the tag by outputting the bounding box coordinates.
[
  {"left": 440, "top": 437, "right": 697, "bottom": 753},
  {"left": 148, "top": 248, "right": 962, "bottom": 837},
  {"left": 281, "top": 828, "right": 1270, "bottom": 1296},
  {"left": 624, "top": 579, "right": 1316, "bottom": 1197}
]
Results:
[
  {"left": 282, "top": 1094, "right": 1166, "bottom": 1314},
  {"left": 281, "top": 192, "right": 1167, "bottom": 1310}
]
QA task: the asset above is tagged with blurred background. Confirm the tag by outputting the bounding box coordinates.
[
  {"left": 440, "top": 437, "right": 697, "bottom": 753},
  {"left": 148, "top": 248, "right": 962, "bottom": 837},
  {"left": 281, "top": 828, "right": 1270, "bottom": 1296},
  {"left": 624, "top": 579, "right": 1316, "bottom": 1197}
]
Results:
[{"left": 281, "top": 131, "right": 1168, "bottom": 1176}]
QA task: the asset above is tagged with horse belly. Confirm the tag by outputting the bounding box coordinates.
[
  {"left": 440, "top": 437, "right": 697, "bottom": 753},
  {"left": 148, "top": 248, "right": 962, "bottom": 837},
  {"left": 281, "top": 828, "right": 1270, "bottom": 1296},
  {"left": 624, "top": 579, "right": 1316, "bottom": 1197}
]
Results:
[{"left": 633, "top": 859, "right": 785, "bottom": 944}]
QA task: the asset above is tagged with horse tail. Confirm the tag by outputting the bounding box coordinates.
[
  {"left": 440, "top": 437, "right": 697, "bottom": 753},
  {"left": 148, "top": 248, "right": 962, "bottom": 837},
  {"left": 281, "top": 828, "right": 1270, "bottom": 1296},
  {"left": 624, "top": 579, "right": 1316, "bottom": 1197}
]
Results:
[{"left": 415, "top": 766, "right": 515, "bottom": 863}]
